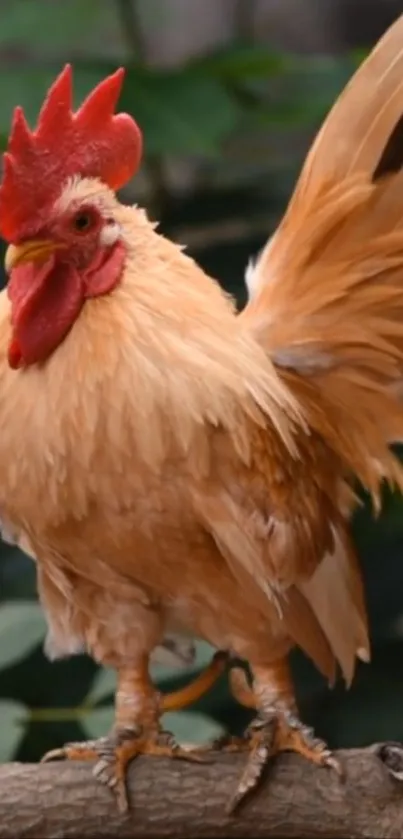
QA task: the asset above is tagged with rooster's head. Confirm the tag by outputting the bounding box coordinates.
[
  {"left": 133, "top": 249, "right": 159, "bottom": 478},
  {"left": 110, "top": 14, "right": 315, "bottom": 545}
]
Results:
[{"left": 0, "top": 65, "right": 142, "bottom": 368}]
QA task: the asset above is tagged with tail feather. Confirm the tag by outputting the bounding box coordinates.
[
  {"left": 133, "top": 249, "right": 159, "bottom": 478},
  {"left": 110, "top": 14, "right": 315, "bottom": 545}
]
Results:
[
  {"left": 298, "top": 528, "right": 369, "bottom": 686},
  {"left": 281, "top": 587, "right": 337, "bottom": 685},
  {"left": 241, "top": 130, "right": 403, "bottom": 508},
  {"left": 290, "top": 13, "right": 403, "bottom": 210},
  {"left": 238, "top": 16, "right": 403, "bottom": 683},
  {"left": 245, "top": 176, "right": 403, "bottom": 356}
]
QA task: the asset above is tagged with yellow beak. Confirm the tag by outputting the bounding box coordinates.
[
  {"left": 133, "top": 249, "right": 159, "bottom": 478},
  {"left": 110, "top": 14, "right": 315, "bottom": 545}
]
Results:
[{"left": 4, "top": 240, "right": 65, "bottom": 274}]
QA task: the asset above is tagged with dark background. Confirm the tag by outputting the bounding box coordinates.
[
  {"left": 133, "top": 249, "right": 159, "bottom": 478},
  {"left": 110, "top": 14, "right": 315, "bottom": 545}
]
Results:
[{"left": 1, "top": 0, "right": 403, "bottom": 763}]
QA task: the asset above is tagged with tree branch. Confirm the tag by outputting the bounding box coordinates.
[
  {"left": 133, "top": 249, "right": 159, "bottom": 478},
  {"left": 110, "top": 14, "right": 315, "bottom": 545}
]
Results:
[{"left": 0, "top": 745, "right": 403, "bottom": 837}]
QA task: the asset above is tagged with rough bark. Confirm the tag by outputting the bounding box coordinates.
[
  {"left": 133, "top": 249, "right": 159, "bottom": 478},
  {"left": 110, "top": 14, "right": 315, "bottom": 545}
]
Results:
[{"left": 0, "top": 745, "right": 403, "bottom": 838}]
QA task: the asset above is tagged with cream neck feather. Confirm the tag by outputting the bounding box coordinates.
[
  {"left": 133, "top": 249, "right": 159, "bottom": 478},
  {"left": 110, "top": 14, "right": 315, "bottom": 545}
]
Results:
[{"left": 0, "top": 201, "right": 303, "bottom": 526}]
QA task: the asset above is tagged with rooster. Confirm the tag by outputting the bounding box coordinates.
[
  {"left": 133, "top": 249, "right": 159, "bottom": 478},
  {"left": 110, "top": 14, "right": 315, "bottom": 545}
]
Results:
[{"left": 2, "top": 14, "right": 403, "bottom": 814}]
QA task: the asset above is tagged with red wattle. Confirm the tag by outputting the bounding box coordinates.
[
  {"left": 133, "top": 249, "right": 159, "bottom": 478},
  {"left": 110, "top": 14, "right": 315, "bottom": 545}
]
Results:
[
  {"left": 6, "top": 242, "right": 125, "bottom": 367},
  {"left": 7, "top": 335, "right": 23, "bottom": 369},
  {"left": 7, "top": 258, "right": 84, "bottom": 367}
]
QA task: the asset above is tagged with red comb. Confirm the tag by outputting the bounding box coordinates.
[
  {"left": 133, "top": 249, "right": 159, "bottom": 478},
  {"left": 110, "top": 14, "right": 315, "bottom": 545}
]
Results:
[{"left": 0, "top": 64, "right": 142, "bottom": 241}]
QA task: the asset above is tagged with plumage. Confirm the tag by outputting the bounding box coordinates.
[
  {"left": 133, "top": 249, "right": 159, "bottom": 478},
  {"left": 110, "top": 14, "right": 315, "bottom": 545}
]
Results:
[{"left": 2, "top": 15, "right": 403, "bottom": 809}]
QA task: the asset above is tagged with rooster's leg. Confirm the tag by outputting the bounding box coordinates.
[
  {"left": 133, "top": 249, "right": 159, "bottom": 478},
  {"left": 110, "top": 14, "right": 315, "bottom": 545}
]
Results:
[
  {"left": 42, "top": 652, "right": 227, "bottom": 812},
  {"left": 219, "top": 658, "right": 342, "bottom": 813}
]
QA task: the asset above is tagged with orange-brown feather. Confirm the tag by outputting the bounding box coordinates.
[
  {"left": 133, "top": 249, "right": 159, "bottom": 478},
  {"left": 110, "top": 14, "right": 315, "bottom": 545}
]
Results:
[
  {"left": 237, "top": 14, "right": 403, "bottom": 680},
  {"left": 3, "top": 16, "right": 403, "bottom": 696}
]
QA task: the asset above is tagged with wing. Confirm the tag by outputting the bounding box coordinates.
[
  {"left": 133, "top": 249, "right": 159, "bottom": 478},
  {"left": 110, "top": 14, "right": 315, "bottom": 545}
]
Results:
[{"left": 191, "top": 423, "right": 368, "bottom": 685}]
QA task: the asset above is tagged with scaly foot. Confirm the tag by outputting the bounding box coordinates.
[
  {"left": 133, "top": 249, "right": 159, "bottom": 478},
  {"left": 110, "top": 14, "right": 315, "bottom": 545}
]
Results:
[
  {"left": 42, "top": 725, "right": 207, "bottom": 813},
  {"left": 41, "top": 652, "right": 227, "bottom": 813},
  {"left": 216, "top": 709, "right": 343, "bottom": 813},
  {"left": 214, "top": 660, "right": 344, "bottom": 812}
]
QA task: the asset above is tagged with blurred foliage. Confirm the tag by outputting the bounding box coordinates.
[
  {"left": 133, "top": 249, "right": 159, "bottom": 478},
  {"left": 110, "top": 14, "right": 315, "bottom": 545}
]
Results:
[
  {"left": 0, "top": 0, "right": 361, "bottom": 163},
  {"left": 0, "top": 0, "right": 403, "bottom": 769}
]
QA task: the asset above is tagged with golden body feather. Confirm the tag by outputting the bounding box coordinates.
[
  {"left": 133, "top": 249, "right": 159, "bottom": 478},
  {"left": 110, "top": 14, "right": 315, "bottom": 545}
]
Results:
[
  {"left": 0, "top": 196, "right": 333, "bottom": 673},
  {"left": 3, "top": 17, "right": 403, "bottom": 798},
  {"left": 0, "top": 177, "right": 394, "bottom": 683}
]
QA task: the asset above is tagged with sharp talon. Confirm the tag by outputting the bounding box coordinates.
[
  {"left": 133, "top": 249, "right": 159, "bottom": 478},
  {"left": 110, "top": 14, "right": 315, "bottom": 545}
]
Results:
[
  {"left": 229, "top": 709, "right": 339, "bottom": 812},
  {"left": 185, "top": 741, "right": 213, "bottom": 754},
  {"left": 116, "top": 786, "right": 129, "bottom": 815},
  {"left": 227, "top": 747, "right": 269, "bottom": 815},
  {"left": 327, "top": 754, "right": 345, "bottom": 779},
  {"left": 93, "top": 760, "right": 111, "bottom": 784},
  {"left": 211, "top": 735, "right": 248, "bottom": 753},
  {"left": 41, "top": 728, "right": 197, "bottom": 812},
  {"left": 93, "top": 757, "right": 108, "bottom": 776},
  {"left": 174, "top": 748, "right": 211, "bottom": 764},
  {"left": 226, "top": 792, "right": 243, "bottom": 815},
  {"left": 40, "top": 748, "right": 66, "bottom": 763}
]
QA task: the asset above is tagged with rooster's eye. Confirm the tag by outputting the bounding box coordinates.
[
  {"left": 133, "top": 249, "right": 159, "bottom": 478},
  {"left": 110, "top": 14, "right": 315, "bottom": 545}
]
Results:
[{"left": 72, "top": 210, "right": 96, "bottom": 234}]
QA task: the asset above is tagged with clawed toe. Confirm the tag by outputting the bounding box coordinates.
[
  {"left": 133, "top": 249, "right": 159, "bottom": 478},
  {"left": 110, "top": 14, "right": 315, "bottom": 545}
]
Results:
[
  {"left": 225, "top": 710, "right": 343, "bottom": 814},
  {"left": 41, "top": 741, "right": 104, "bottom": 764},
  {"left": 41, "top": 727, "right": 211, "bottom": 813}
]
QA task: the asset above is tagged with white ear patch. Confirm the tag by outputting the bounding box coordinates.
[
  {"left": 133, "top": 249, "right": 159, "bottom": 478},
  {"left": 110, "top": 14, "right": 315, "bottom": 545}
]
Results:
[{"left": 99, "top": 221, "right": 121, "bottom": 247}]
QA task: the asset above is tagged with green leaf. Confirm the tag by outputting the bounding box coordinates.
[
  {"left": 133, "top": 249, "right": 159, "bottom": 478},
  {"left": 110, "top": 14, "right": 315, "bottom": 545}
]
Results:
[
  {"left": 193, "top": 640, "right": 216, "bottom": 668},
  {"left": 0, "top": 60, "right": 242, "bottom": 159},
  {"left": 0, "top": 551, "right": 36, "bottom": 601},
  {"left": 0, "top": 62, "right": 124, "bottom": 136},
  {"left": 0, "top": 66, "right": 116, "bottom": 134},
  {"left": 120, "top": 66, "right": 243, "bottom": 157},
  {"left": 287, "top": 54, "right": 358, "bottom": 116},
  {"left": 249, "top": 98, "right": 317, "bottom": 128},
  {"left": 83, "top": 706, "right": 225, "bottom": 745},
  {"left": 83, "top": 706, "right": 113, "bottom": 739},
  {"left": 86, "top": 642, "right": 216, "bottom": 706},
  {"left": 0, "top": 700, "right": 26, "bottom": 761},
  {"left": 152, "top": 640, "right": 215, "bottom": 684},
  {"left": 86, "top": 667, "right": 116, "bottom": 706},
  {"left": 190, "top": 45, "right": 290, "bottom": 81},
  {"left": 351, "top": 48, "right": 369, "bottom": 67},
  {"left": 0, "top": 601, "right": 46, "bottom": 669},
  {"left": 162, "top": 710, "right": 225, "bottom": 745},
  {"left": 0, "top": 0, "right": 109, "bottom": 51},
  {"left": 242, "top": 54, "right": 360, "bottom": 130}
]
